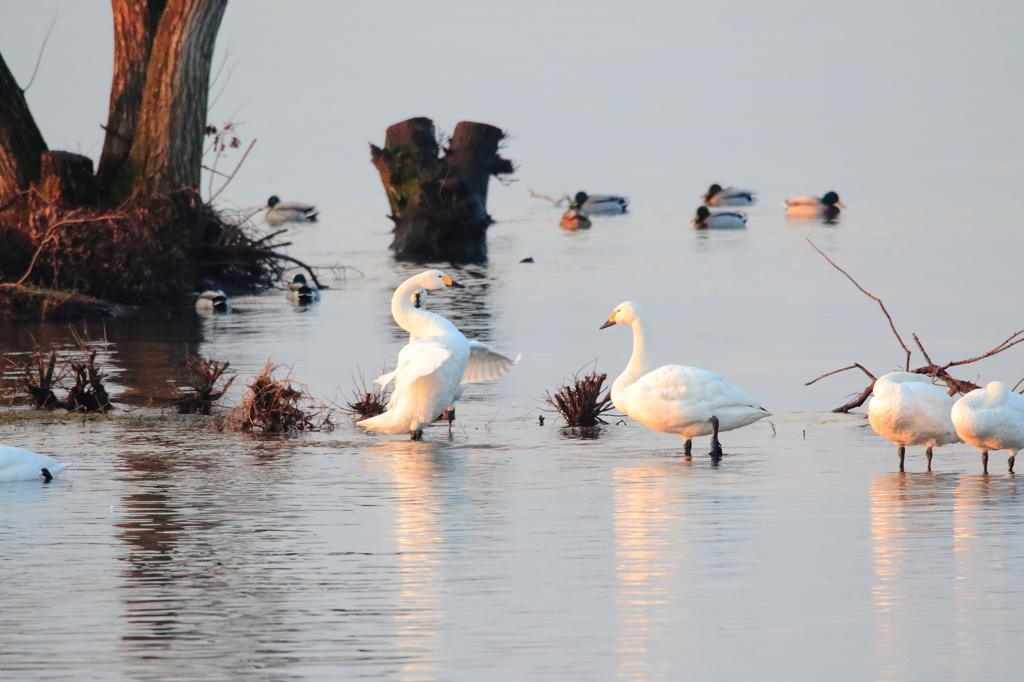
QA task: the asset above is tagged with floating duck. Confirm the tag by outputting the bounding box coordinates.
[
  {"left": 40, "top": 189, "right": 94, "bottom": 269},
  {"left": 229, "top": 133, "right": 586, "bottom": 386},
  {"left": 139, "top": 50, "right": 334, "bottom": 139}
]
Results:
[
  {"left": 952, "top": 381, "right": 1024, "bottom": 473},
  {"left": 286, "top": 273, "right": 320, "bottom": 304},
  {"left": 559, "top": 208, "right": 591, "bottom": 230},
  {"left": 702, "top": 184, "right": 757, "bottom": 207},
  {"left": 784, "top": 191, "right": 844, "bottom": 221},
  {"left": 867, "top": 372, "right": 961, "bottom": 471},
  {"left": 571, "top": 191, "right": 628, "bottom": 214},
  {"left": 265, "top": 196, "right": 319, "bottom": 225},
  {"left": 195, "top": 282, "right": 231, "bottom": 313},
  {"left": 692, "top": 206, "right": 747, "bottom": 230},
  {"left": 0, "top": 445, "right": 71, "bottom": 482},
  {"left": 600, "top": 301, "right": 770, "bottom": 458}
]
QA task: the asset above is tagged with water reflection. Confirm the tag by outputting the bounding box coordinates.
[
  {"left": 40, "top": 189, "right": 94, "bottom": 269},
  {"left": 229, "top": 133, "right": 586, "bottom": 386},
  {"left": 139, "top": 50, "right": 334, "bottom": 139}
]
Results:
[{"left": 613, "top": 465, "right": 687, "bottom": 681}]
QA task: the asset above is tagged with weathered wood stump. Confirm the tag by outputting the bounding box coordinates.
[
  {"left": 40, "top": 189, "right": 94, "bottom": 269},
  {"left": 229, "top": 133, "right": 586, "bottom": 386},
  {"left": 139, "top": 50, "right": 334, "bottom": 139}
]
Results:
[
  {"left": 370, "top": 117, "right": 514, "bottom": 262},
  {"left": 37, "top": 151, "right": 97, "bottom": 206}
]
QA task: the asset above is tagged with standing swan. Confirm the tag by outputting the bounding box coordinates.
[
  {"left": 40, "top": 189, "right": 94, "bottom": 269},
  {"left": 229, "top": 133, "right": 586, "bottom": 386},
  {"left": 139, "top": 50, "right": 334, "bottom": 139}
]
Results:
[
  {"left": 0, "top": 445, "right": 71, "bottom": 482},
  {"left": 867, "top": 372, "right": 961, "bottom": 472},
  {"left": 599, "top": 302, "right": 770, "bottom": 457},
  {"left": 951, "top": 381, "right": 1024, "bottom": 473},
  {"left": 358, "top": 270, "right": 470, "bottom": 440}
]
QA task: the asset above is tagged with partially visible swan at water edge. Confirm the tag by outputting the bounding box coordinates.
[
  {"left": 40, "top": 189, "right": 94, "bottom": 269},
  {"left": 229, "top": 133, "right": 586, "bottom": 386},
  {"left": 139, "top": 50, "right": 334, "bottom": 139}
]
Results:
[
  {"left": 357, "top": 270, "right": 470, "bottom": 440},
  {"left": 952, "top": 381, "right": 1024, "bottom": 474},
  {"left": 867, "top": 372, "right": 961, "bottom": 472},
  {"left": 0, "top": 445, "right": 71, "bottom": 482},
  {"left": 599, "top": 301, "right": 770, "bottom": 458}
]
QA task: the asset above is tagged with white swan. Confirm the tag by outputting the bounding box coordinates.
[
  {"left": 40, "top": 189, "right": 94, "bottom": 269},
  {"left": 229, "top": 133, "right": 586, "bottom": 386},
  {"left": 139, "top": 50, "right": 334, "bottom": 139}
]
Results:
[
  {"left": 0, "top": 445, "right": 71, "bottom": 482},
  {"left": 265, "top": 195, "right": 318, "bottom": 225},
  {"left": 600, "top": 301, "right": 770, "bottom": 457},
  {"left": 692, "top": 206, "right": 747, "bottom": 230},
  {"left": 867, "top": 372, "right": 961, "bottom": 471},
  {"left": 286, "top": 273, "right": 320, "bottom": 304},
  {"left": 377, "top": 286, "right": 519, "bottom": 427},
  {"left": 952, "top": 381, "right": 1024, "bottom": 473},
  {"left": 357, "top": 270, "right": 470, "bottom": 439},
  {"left": 702, "top": 184, "right": 757, "bottom": 207}
]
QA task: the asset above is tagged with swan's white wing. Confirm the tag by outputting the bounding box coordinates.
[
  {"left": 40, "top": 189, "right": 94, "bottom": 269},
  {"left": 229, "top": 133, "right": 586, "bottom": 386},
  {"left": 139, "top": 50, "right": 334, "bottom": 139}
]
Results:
[
  {"left": 460, "top": 341, "right": 519, "bottom": 384},
  {"left": 627, "top": 365, "right": 767, "bottom": 431},
  {"left": 375, "top": 370, "right": 398, "bottom": 387},
  {"left": 899, "top": 382, "right": 961, "bottom": 445},
  {"left": 394, "top": 340, "right": 455, "bottom": 386}
]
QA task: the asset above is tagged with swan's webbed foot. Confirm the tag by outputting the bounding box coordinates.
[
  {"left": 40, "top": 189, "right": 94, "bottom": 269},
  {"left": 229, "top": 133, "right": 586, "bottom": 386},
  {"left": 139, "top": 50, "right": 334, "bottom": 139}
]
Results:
[
  {"left": 410, "top": 429, "right": 424, "bottom": 441},
  {"left": 926, "top": 447, "right": 933, "bottom": 472},
  {"left": 898, "top": 445, "right": 906, "bottom": 473},
  {"left": 707, "top": 416, "right": 723, "bottom": 460},
  {"left": 684, "top": 439, "right": 692, "bottom": 457},
  {"left": 982, "top": 451, "right": 989, "bottom": 474},
  {"left": 41, "top": 467, "right": 52, "bottom": 483}
]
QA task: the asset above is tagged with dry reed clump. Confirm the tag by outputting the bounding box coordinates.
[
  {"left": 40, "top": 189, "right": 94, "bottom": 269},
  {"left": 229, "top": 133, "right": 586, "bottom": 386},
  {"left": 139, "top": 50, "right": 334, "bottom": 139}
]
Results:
[
  {"left": 544, "top": 369, "right": 614, "bottom": 427},
  {"left": 172, "top": 356, "right": 235, "bottom": 415},
  {"left": 3, "top": 331, "right": 112, "bottom": 412},
  {"left": 6, "top": 350, "right": 64, "bottom": 409},
  {"left": 340, "top": 367, "right": 390, "bottom": 419},
  {"left": 229, "top": 361, "right": 329, "bottom": 433}
]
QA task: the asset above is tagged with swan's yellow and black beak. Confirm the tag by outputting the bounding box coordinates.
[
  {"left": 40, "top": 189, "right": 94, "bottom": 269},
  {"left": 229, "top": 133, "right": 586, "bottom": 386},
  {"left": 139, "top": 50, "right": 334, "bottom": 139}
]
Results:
[
  {"left": 599, "top": 318, "right": 617, "bottom": 330},
  {"left": 441, "top": 276, "right": 465, "bottom": 288}
]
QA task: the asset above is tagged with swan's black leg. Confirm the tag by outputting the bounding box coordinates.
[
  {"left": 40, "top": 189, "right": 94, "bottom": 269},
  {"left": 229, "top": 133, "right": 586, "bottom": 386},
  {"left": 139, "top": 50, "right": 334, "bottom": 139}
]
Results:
[
  {"left": 982, "top": 451, "right": 989, "bottom": 474},
  {"left": 708, "top": 416, "right": 723, "bottom": 459},
  {"left": 447, "top": 408, "right": 454, "bottom": 435},
  {"left": 684, "top": 439, "right": 692, "bottom": 457},
  {"left": 898, "top": 445, "right": 906, "bottom": 472},
  {"left": 1009, "top": 453, "right": 1016, "bottom": 474},
  {"left": 41, "top": 467, "right": 52, "bottom": 483},
  {"left": 411, "top": 429, "right": 423, "bottom": 441},
  {"left": 926, "top": 447, "right": 933, "bottom": 472}
]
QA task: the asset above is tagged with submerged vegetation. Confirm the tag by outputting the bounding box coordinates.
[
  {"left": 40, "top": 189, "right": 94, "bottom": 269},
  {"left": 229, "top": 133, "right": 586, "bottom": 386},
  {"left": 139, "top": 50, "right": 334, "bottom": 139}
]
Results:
[
  {"left": 229, "top": 361, "right": 332, "bottom": 433},
  {"left": 172, "top": 355, "right": 236, "bottom": 415},
  {"left": 3, "top": 332, "right": 112, "bottom": 412},
  {"left": 544, "top": 369, "right": 615, "bottom": 427}
]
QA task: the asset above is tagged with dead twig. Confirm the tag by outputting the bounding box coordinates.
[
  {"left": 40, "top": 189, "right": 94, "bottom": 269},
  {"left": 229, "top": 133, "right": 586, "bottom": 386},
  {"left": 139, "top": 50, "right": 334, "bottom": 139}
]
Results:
[
  {"left": 208, "top": 138, "right": 256, "bottom": 203},
  {"left": 528, "top": 188, "right": 568, "bottom": 206},
  {"left": 338, "top": 366, "right": 390, "bottom": 419},
  {"left": 805, "top": 363, "right": 876, "bottom": 387},
  {"left": 22, "top": 11, "right": 58, "bottom": 92}
]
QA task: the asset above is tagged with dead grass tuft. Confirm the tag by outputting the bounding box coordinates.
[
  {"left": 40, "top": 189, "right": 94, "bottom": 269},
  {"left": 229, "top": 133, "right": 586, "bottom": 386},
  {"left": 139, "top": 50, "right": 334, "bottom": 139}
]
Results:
[
  {"left": 544, "top": 369, "right": 614, "bottom": 427},
  {"left": 340, "top": 367, "right": 390, "bottom": 419},
  {"left": 172, "top": 356, "right": 235, "bottom": 415},
  {"left": 229, "top": 361, "right": 329, "bottom": 432}
]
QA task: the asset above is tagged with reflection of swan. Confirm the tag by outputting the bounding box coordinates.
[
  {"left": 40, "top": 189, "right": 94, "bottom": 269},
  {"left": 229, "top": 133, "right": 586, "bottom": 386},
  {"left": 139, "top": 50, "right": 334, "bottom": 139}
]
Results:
[
  {"left": 702, "top": 183, "right": 757, "bottom": 206},
  {"left": 265, "top": 195, "right": 318, "bottom": 224},
  {"left": 0, "top": 445, "right": 70, "bottom": 482},
  {"left": 784, "top": 191, "right": 844, "bottom": 221},
  {"left": 285, "top": 273, "right": 320, "bottom": 304},
  {"left": 599, "top": 301, "right": 769, "bottom": 457},
  {"left": 952, "top": 381, "right": 1024, "bottom": 473},
  {"left": 692, "top": 206, "right": 747, "bottom": 230},
  {"left": 867, "top": 372, "right": 961, "bottom": 471},
  {"left": 358, "top": 270, "right": 470, "bottom": 439}
]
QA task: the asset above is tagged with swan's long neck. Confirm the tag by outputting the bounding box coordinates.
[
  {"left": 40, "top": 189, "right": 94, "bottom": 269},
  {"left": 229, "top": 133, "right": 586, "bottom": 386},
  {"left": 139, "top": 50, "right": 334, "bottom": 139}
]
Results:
[
  {"left": 392, "top": 279, "right": 451, "bottom": 339},
  {"left": 619, "top": 316, "right": 652, "bottom": 388}
]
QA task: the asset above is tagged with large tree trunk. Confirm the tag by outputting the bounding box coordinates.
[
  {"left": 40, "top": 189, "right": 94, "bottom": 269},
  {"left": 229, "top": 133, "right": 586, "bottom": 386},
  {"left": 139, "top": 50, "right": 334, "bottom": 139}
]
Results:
[
  {"left": 96, "top": 0, "right": 169, "bottom": 201},
  {"left": 118, "top": 0, "right": 227, "bottom": 200},
  {"left": 370, "top": 118, "right": 514, "bottom": 263},
  {"left": 0, "top": 53, "right": 48, "bottom": 202}
]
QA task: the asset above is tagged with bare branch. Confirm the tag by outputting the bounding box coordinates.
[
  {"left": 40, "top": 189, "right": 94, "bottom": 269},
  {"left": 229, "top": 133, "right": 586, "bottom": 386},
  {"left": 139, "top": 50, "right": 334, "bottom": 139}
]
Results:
[
  {"left": 832, "top": 383, "right": 875, "bottom": 413},
  {"left": 912, "top": 333, "right": 933, "bottom": 365},
  {"left": 805, "top": 363, "right": 876, "bottom": 386},
  {"left": 943, "top": 328, "right": 1024, "bottom": 370},
  {"left": 22, "top": 12, "right": 58, "bottom": 92},
  {"left": 807, "top": 238, "right": 912, "bottom": 370},
  {"left": 528, "top": 189, "right": 567, "bottom": 206},
  {"left": 207, "top": 139, "right": 256, "bottom": 203}
]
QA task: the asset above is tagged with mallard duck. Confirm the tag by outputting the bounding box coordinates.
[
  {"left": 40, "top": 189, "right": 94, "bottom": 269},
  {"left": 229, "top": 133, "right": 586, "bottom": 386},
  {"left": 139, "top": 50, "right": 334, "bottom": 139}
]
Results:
[
  {"left": 559, "top": 208, "right": 592, "bottom": 229},
  {"left": 702, "top": 184, "right": 757, "bottom": 207},
  {"left": 784, "top": 191, "right": 844, "bottom": 220},
  {"left": 599, "top": 302, "right": 769, "bottom": 458},
  {"left": 265, "top": 196, "right": 319, "bottom": 225},
  {"left": 867, "top": 372, "right": 961, "bottom": 472},
  {"left": 571, "top": 191, "right": 628, "bottom": 214},
  {"left": 195, "top": 282, "right": 230, "bottom": 313},
  {"left": 0, "top": 444, "right": 71, "bottom": 482},
  {"left": 286, "top": 273, "right": 320, "bottom": 304},
  {"left": 692, "top": 206, "right": 747, "bottom": 229}
]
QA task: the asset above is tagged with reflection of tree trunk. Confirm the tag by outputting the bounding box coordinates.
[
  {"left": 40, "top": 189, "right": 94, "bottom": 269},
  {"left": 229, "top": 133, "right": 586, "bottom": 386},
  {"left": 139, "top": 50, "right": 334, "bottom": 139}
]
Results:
[
  {"left": 120, "top": 0, "right": 228, "bottom": 200},
  {"left": 370, "top": 117, "right": 514, "bottom": 263},
  {"left": 0, "top": 53, "right": 47, "bottom": 202},
  {"left": 96, "top": 0, "right": 169, "bottom": 199}
]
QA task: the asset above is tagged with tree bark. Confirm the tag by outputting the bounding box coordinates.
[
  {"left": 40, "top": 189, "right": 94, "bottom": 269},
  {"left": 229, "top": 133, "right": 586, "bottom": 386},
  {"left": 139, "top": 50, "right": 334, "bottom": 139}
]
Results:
[
  {"left": 0, "top": 52, "right": 48, "bottom": 202},
  {"left": 120, "top": 0, "right": 227, "bottom": 200},
  {"left": 37, "top": 151, "right": 97, "bottom": 206},
  {"left": 370, "top": 118, "right": 514, "bottom": 262},
  {"left": 96, "top": 0, "right": 169, "bottom": 200}
]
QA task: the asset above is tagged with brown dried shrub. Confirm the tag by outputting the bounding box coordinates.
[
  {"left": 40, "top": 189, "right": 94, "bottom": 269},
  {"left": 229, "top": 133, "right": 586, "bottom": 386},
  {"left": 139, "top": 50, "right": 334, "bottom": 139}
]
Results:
[
  {"left": 340, "top": 367, "right": 390, "bottom": 419},
  {"left": 544, "top": 370, "right": 614, "bottom": 427},
  {"left": 230, "top": 361, "right": 325, "bottom": 433},
  {"left": 172, "top": 356, "right": 235, "bottom": 415}
]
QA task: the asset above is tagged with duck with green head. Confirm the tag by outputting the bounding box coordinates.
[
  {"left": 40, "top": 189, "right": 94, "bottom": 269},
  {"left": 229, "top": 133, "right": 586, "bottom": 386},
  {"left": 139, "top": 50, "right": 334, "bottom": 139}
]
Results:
[
  {"left": 702, "top": 184, "right": 757, "bottom": 207},
  {"left": 692, "top": 205, "right": 747, "bottom": 230},
  {"left": 570, "top": 191, "right": 629, "bottom": 214},
  {"left": 784, "top": 191, "right": 845, "bottom": 220},
  {"left": 266, "top": 195, "right": 319, "bottom": 225}
]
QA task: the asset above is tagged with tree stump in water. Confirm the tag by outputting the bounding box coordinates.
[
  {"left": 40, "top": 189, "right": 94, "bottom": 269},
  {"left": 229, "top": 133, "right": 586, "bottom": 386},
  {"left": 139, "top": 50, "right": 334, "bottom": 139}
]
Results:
[
  {"left": 37, "top": 151, "right": 98, "bottom": 207},
  {"left": 370, "top": 117, "right": 514, "bottom": 262}
]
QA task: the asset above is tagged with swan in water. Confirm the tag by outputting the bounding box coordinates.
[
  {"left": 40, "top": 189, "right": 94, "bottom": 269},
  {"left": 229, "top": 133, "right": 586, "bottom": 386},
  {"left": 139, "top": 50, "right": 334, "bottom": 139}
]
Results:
[
  {"left": 571, "top": 191, "right": 629, "bottom": 214},
  {"left": 952, "top": 381, "right": 1024, "bottom": 473},
  {"left": 867, "top": 372, "right": 961, "bottom": 471},
  {"left": 286, "top": 273, "right": 320, "bottom": 304},
  {"left": 377, "top": 286, "right": 519, "bottom": 427},
  {"left": 784, "top": 191, "right": 845, "bottom": 221},
  {"left": 265, "top": 195, "right": 318, "bottom": 225},
  {"left": 358, "top": 270, "right": 470, "bottom": 440},
  {"left": 0, "top": 445, "right": 71, "bottom": 482},
  {"left": 599, "top": 301, "right": 769, "bottom": 457},
  {"left": 702, "top": 184, "right": 757, "bottom": 207},
  {"left": 692, "top": 206, "right": 747, "bottom": 230},
  {"left": 195, "top": 282, "right": 230, "bottom": 313}
]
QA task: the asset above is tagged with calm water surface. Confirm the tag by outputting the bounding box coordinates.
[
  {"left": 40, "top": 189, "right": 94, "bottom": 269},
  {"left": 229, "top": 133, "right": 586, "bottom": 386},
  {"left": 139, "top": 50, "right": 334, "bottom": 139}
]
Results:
[{"left": 3, "top": 1, "right": 1024, "bottom": 680}]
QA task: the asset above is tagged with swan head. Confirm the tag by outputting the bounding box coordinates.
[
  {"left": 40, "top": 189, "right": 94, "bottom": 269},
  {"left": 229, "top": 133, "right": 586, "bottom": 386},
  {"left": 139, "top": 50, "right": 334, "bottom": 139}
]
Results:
[
  {"left": 599, "top": 301, "right": 641, "bottom": 329},
  {"left": 414, "top": 269, "right": 465, "bottom": 291},
  {"left": 571, "top": 191, "right": 589, "bottom": 208},
  {"left": 703, "top": 184, "right": 723, "bottom": 200},
  {"left": 267, "top": 195, "right": 281, "bottom": 209},
  {"left": 410, "top": 287, "right": 427, "bottom": 309},
  {"left": 821, "top": 191, "right": 845, "bottom": 208}
]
